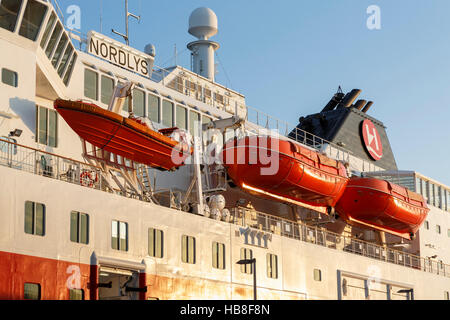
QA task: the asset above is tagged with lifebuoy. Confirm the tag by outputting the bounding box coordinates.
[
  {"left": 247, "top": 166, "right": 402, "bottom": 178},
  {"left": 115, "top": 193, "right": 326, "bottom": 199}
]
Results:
[{"left": 80, "top": 171, "right": 98, "bottom": 188}]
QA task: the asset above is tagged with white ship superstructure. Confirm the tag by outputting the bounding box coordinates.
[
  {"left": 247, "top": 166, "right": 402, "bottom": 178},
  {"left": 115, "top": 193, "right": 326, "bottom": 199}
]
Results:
[{"left": 0, "top": 0, "right": 449, "bottom": 300}]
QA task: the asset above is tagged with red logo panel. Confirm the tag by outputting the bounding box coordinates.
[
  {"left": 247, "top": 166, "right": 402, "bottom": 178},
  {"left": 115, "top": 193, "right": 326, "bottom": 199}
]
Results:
[{"left": 361, "top": 119, "right": 383, "bottom": 161}]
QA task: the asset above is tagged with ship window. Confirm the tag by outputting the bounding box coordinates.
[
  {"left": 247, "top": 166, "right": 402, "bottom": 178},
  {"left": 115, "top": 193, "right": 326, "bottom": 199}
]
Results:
[
  {"left": 436, "top": 225, "right": 441, "bottom": 234},
  {"left": 18, "top": 0, "right": 47, "bottom": 41},
  {"left": 57, "top": 45, "right": 73, "bottom": 77},
  {"left": 314, "top": 269, "right": 322, "bottom": 281},
  {"left": 84, "top": 69, "right": 98, "bottom": 101},
  {"left": 24, "top": 283, "right": 41, "bottom": 300},
  {"left": 111, "top": 220, "right": 128, "bottom": 252},
  {"left": 1, "top": 68, "right": 18, "bottom": 87},
  {"left": 100, "top": 75, "right": 114, "bottom": 105},
  {"left": 40, "top": 12, "right": 56, "bottom": 48},
  {"left": 424, "top": 221, "right": 429, "bottom": 230},
  {"left": 148, "top": 93, "right": 160, "bottom": 123},
  {"left": 0, "top": 0, "right": 23, "bottom": 32},
  {"left": 24, "top": 201, "right": 45, "bottom": 237},
  {"left": 70, "top": 211, "right": 89, "bottom": 245},
  {"left": 267, "top": 253, "right": 278, "bottom": 279},
  {"left": 148, "top": 228, "right": 164, "bottom": 258},
  {"left": 240, "top": 248, "right": 253, "bottom": 274},
  {"left": 69, "top": 289, "right": 84, "bottom": 300},
  {"left": 445, "top": 291, "right": 450, "bottom": 300},
  {"left": 176, "top": 105, "right": 187, "bottom": 130},
  {"left": 51, "top": 33, "right": 68, "bottom": 68},
  {"left": 162, "top": 100, "right": 174, "bottom": 128},
  {"left": 212, "top": 242, "right": 225, "bottom": 270},
  {"left": 448, "top": 229, "right": 450, "bottom": 238},
  {"left": 133, "top": 89, "right": 145, "bottom": 117},
  {"left": 36, "top": 106, "right": 57, "bottom": 147},
  {"left": 181, "top": 235, "right": 196, "bottom": 264},
  {"left": 45, "top": 22, "right": 62, "bottom": 58},
  {"left": 63, "top": 53, "right": 76, "bottom": 86},
  {"left": 189, "top": 110, "right": 200, "bottom": 137}
]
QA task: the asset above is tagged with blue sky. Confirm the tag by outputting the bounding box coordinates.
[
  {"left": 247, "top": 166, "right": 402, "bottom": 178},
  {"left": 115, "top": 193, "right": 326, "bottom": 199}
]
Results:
[{"left": 59, "top": 0, "right": 450, "bottom": 185}]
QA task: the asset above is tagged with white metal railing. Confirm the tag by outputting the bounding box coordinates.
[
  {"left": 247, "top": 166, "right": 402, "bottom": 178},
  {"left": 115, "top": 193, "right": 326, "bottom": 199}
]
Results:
[{"left": 230, "top": 207, "right": 450, "bottom": 278}]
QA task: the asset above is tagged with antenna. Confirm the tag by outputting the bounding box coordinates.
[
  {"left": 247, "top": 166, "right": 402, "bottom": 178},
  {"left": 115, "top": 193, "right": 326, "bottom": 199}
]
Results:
[{"left": 112, "top": 0, "right": 141, "bottom": 46}]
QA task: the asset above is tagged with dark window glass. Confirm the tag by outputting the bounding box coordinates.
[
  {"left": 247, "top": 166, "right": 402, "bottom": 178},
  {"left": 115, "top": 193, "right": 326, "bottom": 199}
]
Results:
[
  {"left": 51, "top": 33, "right": 68, "bottom": 68},
  {"left": 267, "top": 253, "right": 278, "bottom": 279},
  {"left": 19, "top": 0, "right": 47, "bottom": 41},
  {"left": 0, "top": 0, "right": 23, "bottom": 32},
  {"left": 24, "top": 283, "right": 41, "bottom": 300},
  {"left": 148, "top": 228, "right": 164, "bottom": 258},
  {"left": 24, "top": 201, "right": 45, "bottom": 236},
  {"left": 212, "top": 242, "right": 225, "bottom": 270},
  {"left": 84, "top": 69, "right": 98, "bottom": 101},
  {"left": 70, "top": 211, "right": 89, "bottom": 245},
  {"left": 69, "top": 289, "right": 84, "bottom": 300},
  {"left": 148, "top": 94, "right": 160, "bottom": 123},
  {"left": 1, "top": 68, "right": 18, "bottom": 87},
  {"left": 181, "top": 235, "right": 196, "bottom": 264},
  {"left": 240, "top": 248, "right": 253, "bottom": 274},
  {"left": 133, "top": 89, "right": 145, "bottom": 117},
  {"left": 36, "top": 106, "right": 57, "bottom": 147},
  {"left": 57, "top": 45, "right": 73, "bottom": 77},
  {"left": 189, "top": 110, "right": 200, "bottom": 137},
  {"left": 176, "top": 105, "right": 187, "bottom": 130},
  {"left": 40, "top": 12, "right": 56, "bottom": 48},
  {"left": 45, "top": 22, "right": 62, "bottom": 58},
  {"left": 162, "top": 100, "right": 173, "bottom": 127},
  {"left": 63, "top": 53, "right": 76, "bottom": 85},
  {"left": 101, "top": 76, "right": 114, "bottom": 105}
]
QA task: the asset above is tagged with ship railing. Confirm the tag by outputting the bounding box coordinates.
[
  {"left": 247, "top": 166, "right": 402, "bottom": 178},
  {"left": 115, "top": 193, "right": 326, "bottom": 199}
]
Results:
[
  {"left": 230, "top": 206, "right": 450, "bottom": 278},
  {"left": 0, "top": 138, "right": 103, "bottom": 191}
]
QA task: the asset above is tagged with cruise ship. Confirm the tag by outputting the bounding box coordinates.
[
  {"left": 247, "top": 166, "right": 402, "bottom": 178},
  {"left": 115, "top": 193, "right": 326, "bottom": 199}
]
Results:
[{"left": 0, "top": 0, "right": 449, "bottom": 301}]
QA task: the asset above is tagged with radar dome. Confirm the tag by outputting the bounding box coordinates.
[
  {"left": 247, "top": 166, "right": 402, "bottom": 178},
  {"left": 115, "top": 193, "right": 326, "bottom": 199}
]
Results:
[{"left": 188, "top": 7, "right": 218, "bottom": 40}]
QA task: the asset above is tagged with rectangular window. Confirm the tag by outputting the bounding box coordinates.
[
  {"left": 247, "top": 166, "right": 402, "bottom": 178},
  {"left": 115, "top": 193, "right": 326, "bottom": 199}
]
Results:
[
  {"left": 25, "top": 201, "right": 45, "bottom": 236},
  {"left": 424, "top": 221, "right": 429, "bottom": 230},
  {"left": 40, "top": 12, "right": 56, "bottom": 49},
  {"left": 63, "top": 53, "right": 77, "bottom": 86},
  {"left": 267, "top": 253, "right": 278, "bottom": 279},
  {"left": 240, "top": 248, "right": 253, "bottom": 274},
  {"left": 1, "top": 68, "right": 18, "bottom": 87},
  {"left": 84, "top": 69, "right": 98, "bottom": 101},
  {"left": 101, "top": 75, "right": 114, "bottom": 105},
  {"left": 57, "top": 45, "right": 73, "bottom": 77},
  {"left": 0, "top": 0, "right": 23, "bottom": 32},
  {"left": 314, "top": 269, "right": 322, "bottom": 281},
  {"left": 45, "top": 22, "right": 62, "bottom": 58},
  {"left": 24, "top": 283, "right": 41, "bottom": 300},
  {"left": 133, "top": 89, "right": 145, "bottom": 117},
  {"left": 111, "top": 220, "right": 128, "bottom": 251},
  {"left": 69, "top": 289, "right": 84, "bottom": 300},
  {"left": 176, "top": 105, "right": 187, "bottom": 130},
  {"left": 189, "top": 110, "right": 200, "bottom": 137},
  {"left": 212, "top": 242, "right": 225, "bottom": 270},
  {"left": 202, "top": 115, "right": 212, "bottom": 126},
  {"left": 0, "top": 137, "right": 17, "bottom": 155},
  {"left": 19, "top": 0, "right": 47, "bottom": 41},
  {"left": 436, "top": 225, "right": 441, "bottom": 234},
  {"left": 181, "top": 235, "right": 196, "bottom": 264},
  {"left": 36, "top": 106, "right": 57, "bottom": 147},
  {"left": 162, "top": 100, "right": 174, "bottom": 128},
  {"left": 51, "top": 33, "right": 68, "bottom": 68},
  {"left": 148, "top": 228, "right": 164, "bottom": 258},
  {"left": 148, "top": 94, "right": 160, "bottom": 123},
  {"left": 70, "top": 211, "right": 89, "bottom": 245},
  {"left": 448, "top": 229, "right": 450, "bottom": 238}
]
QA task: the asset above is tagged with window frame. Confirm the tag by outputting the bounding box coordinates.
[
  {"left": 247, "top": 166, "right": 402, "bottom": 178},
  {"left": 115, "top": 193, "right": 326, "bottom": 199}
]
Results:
[
  {"left": 69, "top": 288, "right": 84, "bottom": 300},
  {"left": 266, "top": 253, "right": 278, "bottom": 279},
  {"left": 0, "top": 0, "right": 24, "bottom": 33},
  {"left": 36, "top": 105, "right": 58, "bottom": 147},
  {"left": 148, "top": 93, "right": 160, "bottom": 123},
  {"left": 181, "top": 235, "right": 196, "bottom": 264},
  {"left": 148, "top": 228, "right": 164, "bottom": 259},
  {"left": 84, "top": 68, "right": 99, "bottom": 101},
  {"left": 100, "top": 75, "right": 115, "bottom": 105},
  {"left": 314, "top": 268, "right": 322, "bottom": 282},
  {"left": 18, "top": 0, "right": 48, "bottom": 42},
  {"left": 240, "top": 248, "right": 253, "bottom": 274},
  {"left": 70, "top": 211, "right": 89, "bottom": 245},
  {"left": 111, "top": 220, "right": 128, "bottom": 252},
  {"left": 24, "top": 283, "right": 41, "bottom": 300},
  {"left": 212, "top": 242, "right": 226, "bottom": 270},
  {"left": 1, "top": 68, "right": 18, "bottom": 87},
  {"left": 24, "top": 201, "right": 45, "bottom": 237}
]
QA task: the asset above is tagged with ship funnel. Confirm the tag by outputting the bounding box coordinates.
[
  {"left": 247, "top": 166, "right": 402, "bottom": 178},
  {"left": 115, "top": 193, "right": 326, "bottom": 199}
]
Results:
[
  {"left": 321, "top": 91, "right": 345, "bottom": 113},
  {"left": 338, "top": 89, "right": 362, "bottom": 108},
  {"left": 362, "top": 101, "right": 374, "bottom": 113},
  {"left": 187, "top": 7, "right": 220, "bottom": 81},
  {"left": 354, "top": 99, "right": 367, "bottom": 111}
]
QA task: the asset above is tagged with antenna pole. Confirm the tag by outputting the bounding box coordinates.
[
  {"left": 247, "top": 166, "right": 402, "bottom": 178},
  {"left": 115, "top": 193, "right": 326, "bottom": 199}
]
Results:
[{"left": 112, "top": 0, "right": 141, "bottom": 46}]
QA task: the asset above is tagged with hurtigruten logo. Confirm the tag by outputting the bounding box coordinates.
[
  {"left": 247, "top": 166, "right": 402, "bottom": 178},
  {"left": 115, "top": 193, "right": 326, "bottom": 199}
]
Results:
[{"left": 361, "top": 119, "right": 383, "bottom": 161}]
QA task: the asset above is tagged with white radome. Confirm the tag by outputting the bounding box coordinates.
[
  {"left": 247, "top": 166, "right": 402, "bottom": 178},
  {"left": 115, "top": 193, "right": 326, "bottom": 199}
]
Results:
[
  {"left": 188, "top": 7, "right": 218, "bottom": 40},
  {"left": 209, "top": 194, "right": 226, "bottom": 211}
]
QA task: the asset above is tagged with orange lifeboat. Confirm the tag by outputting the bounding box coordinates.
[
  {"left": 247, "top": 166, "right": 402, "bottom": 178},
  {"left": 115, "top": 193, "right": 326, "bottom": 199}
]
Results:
[
  {"left": 335, "top": 177, "right": 429, "bottom": 240},
  {"left": 222, "top": 136, "right": 349, "bottom": 212},
  {"left": 54, "top": 99, "right": 192, "bottom": 171}
]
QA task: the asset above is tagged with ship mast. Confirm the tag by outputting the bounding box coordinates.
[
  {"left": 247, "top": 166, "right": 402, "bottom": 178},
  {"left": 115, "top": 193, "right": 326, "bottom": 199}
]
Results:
[{"left": 112, "top": 0, "right": 141, "bottom": 46}]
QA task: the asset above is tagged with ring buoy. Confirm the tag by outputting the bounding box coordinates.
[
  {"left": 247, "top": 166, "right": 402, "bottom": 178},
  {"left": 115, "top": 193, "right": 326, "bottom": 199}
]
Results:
[{"left": 80, "top": 171, "right": 98, "bottom": 188}]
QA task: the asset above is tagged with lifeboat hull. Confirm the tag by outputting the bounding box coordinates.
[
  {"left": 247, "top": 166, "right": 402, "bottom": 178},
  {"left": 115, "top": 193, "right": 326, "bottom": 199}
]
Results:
[
  {"left": 54, "top": 99, "right": 191, "bottom": 171},
  {"left": 222, "top": 136, "right": 349, "bottom": 210},
  {"left": 335, "top": 177, "right": 429, "bottom": 240}
]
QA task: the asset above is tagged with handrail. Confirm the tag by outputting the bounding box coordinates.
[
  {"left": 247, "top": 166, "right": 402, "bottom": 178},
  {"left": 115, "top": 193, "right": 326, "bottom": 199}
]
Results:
[{"left": 229, "top": 206, "right": 450, "bottom": 278}]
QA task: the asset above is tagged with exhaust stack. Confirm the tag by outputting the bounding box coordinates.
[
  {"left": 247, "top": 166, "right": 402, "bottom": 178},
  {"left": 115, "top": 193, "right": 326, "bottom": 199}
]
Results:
[
  {"left": 362, "top": 101, "right": 374, "bottom": 113},
  {"left": 338, "top": 89, "right": 362, "bottom": 108},
  {"left": 354, "top": 100, "right": 367, "bottom": 111}
]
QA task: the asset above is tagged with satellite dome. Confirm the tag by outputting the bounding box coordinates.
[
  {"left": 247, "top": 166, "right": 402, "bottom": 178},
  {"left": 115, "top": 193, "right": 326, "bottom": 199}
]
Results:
[{"left": 188, "top": 7, "right": 218, "bottom": 40}]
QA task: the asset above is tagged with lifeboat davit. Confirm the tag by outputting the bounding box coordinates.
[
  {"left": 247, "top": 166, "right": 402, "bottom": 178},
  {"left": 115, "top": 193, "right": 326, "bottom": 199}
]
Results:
[
  {"left": 335, "top": 177, "right": 429, "bottom": 240},
  {"left": 222, "top": 136, "right": 349, "bottom": 212},
  {"left": 54, "top": 99, "right": 191, "bottom": 171}
]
